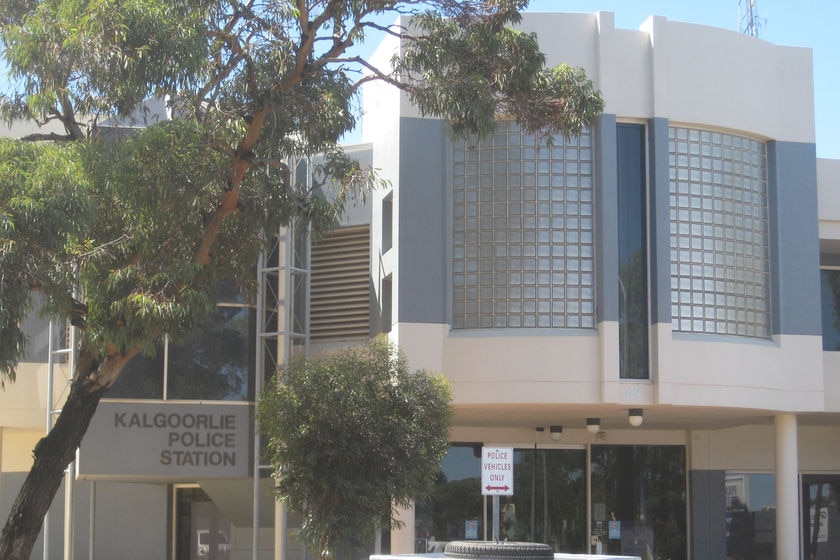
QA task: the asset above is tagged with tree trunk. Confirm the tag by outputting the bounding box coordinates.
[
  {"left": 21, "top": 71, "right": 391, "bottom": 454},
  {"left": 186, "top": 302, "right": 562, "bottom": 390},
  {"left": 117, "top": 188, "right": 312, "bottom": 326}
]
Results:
[{"left": 0, "top": 362, "right": 107, "bottom": 559}]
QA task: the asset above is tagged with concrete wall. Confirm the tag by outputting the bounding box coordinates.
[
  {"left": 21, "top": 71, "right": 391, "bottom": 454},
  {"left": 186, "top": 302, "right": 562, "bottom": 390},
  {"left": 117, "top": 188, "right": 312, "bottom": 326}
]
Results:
[
  {"left": 382, "top": 12, "right": 815, "bottom": 145},
  {"left": 0, "top": 474, "right": 167, "bottom": 559}
]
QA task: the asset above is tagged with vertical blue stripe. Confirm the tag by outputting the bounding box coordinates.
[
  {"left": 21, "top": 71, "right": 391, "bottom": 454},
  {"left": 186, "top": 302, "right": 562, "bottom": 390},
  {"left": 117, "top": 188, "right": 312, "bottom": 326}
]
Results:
[
  {"left": 397, "top": 118, "right": 448, "bottom": 324},
  {"left": 649, "top": 118, "right": 672, "bottom": 325},
  {"left": 767, "top": 141, "right": 821, "bottom": 336},
  {"left": 595, "top": 114, "right": 619, "bottom": 323}
]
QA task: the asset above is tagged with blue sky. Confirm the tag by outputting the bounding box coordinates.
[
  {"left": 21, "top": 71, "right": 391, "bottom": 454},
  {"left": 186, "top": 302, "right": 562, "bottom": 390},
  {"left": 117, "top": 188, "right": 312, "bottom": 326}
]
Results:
[
  {"left": 525, "top": 0, "right": 840, "bottom": 159},
  {"left": 2, "top": 1, "right": 836, "bottom": 158}
]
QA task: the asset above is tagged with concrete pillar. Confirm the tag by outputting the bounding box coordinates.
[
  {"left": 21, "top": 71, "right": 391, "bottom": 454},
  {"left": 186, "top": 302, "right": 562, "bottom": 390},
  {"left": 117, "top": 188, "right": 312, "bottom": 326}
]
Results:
[
  {"left": 391, "top": 502, "right": 415, "bottom": 554},
  {"left": 275, "top": 500, "right": 286, "bottom": 560},
  {"left": 775, "top": 414, "right": 799, "bottom": 560}
]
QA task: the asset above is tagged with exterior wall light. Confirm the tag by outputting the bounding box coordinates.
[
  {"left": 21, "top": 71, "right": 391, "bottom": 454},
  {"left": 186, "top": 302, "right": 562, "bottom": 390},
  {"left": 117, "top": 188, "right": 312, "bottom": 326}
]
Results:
[
  {"left": 549, "top": 425, "right": 563, "bottom": 441},
  {"left": 629, "top": 408, "right": 644, "bottom": 427},
  {"left": 586, "top": 418, "right": 600, "bottom": 434}
]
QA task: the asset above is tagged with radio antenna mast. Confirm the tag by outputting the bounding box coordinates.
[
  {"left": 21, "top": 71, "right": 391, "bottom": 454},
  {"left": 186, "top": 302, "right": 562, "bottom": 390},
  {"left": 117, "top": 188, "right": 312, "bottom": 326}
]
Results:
[{"left": 739, "top": 0, "right": 765, "bottom": 37}]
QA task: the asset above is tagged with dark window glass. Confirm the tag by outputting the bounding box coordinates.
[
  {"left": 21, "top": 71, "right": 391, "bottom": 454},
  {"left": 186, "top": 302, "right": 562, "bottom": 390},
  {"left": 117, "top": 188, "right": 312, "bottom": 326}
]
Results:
[
  {"left": 415, "top": 446, "right": 587, "bottom": 553},
  {"left": 415, "top": 444, "right": 483, "bottom": 552},
  {"left": 726, "top": 473, "right": 776, "bottom": 560},
  {"left": 617, "top": 124, "right": 649, "bottom": 379},
  {"left": 106, "top": 274, "right": 256, "bottom": 401},
  {"left": 802, "top": 474, "right": 840, "bottom": 560},
  {"left": 174, "top": 486, "right": 232, "bottom": 560},
  {"left": 591, "top": 445, "right": 686, "bottom": 558},
  {"left": 106, "top": 341, "right": 165, "bottom": 399},
  {"left": 168, "top": 306, "right": 255, "bottom": 401},
  {"left": 820, "top": 269, "right": 840, "bottom": 351},
  {"left": 511, "top": 448, "right": 587, "bottom": 552},
  {"left": 382, "top": 195, "right": 393, "bottom": 253},
  {"left": 381, "top": 276, "right": 393, "bottom": 334}
]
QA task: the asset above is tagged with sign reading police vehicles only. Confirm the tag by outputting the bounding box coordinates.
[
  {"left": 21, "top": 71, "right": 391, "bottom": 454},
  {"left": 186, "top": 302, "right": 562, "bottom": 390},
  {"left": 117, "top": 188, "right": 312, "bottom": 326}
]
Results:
[{"left": 481, "top": 447, "right": 513, "bottom": 496}]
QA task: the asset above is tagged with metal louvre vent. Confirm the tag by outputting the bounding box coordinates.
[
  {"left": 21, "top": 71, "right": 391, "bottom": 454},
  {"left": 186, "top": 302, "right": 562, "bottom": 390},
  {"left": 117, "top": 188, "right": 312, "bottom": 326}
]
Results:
[{"left": 310, "top": 225, "right": 371, "bottom": 341}]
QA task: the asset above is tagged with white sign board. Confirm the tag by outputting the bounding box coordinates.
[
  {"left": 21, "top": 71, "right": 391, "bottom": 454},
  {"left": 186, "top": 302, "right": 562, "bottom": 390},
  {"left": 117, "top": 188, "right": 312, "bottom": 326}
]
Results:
[
  {"left": 481, "top": 447, "right": 513, "bottom": 496},
  {"left": 78, "top": 401, "right": 251, "bottom": 480},
  {"left": 725, "top": 475, "right": 748, "bottom": 508},
  {"left": 810, "top": 507, "right": 829, "bottom": 543}
]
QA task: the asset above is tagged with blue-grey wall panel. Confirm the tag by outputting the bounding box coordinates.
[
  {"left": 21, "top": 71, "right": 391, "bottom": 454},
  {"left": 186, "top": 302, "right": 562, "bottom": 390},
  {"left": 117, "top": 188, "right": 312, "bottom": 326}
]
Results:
[
  {"left": 768, "top": 141, "right": 821, "bottom": 336},
  {"left": 596, "top": 114, "right": 619, "bottom": 323},
  {"left": 648, "top": 118, "right": 672, "bottom": 325},
  {"left": 397, "top": 117, "right": 448, "bottom": 324},
  {"left": 689, "top": 469, "right": 727, "bottom": 560}
]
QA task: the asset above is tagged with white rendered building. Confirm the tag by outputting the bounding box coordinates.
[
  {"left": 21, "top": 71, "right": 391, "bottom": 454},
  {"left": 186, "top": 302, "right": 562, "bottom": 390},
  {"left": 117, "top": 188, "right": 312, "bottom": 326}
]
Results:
[{"left": 2, "top": 10, "right": 840, "bottom": 560}]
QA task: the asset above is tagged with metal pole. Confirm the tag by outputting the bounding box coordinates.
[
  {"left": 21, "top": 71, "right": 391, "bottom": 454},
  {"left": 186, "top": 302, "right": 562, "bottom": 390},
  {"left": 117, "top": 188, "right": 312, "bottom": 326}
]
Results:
[
  {"left": 275, "top": 499, "right": 286, "bottom": 560},
  {"left": 586, "top": 445, "right": 592, "bottom": 554},
  {"left": 89, "top": 482, "right": 95, "bottom": 560},
  {"left": 64, "top": 464, "right": 75, "bottom": 560},
  {"left": 482, "top": 496, "right": 487, "bottom": 541},
  {"left": 492, "top": 495, "right": 500, "bottom": 543},
  {"left": 253, "top": 251, "right": 265, "bottom": 560},
  {"left": 65, "top": 314, "right": 78, "bottom": 560},
  {"left": 45, "top": 321, "right": 55, "bottom": 560},
  {"left": 530, "top": 446, "right": 536, "bottom": 540},
  {"left": 542, "top": 450, "right": 548, "bottom": 543}
]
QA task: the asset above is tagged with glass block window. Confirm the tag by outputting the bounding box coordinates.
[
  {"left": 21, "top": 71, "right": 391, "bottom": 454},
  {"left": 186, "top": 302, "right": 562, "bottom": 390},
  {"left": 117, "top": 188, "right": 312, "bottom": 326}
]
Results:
[
  {"left": 668, "top": 127, "right": 770, "bottom": 338},
  {"left": 451, "top": 121, "right": 595, "bottom": 329}
]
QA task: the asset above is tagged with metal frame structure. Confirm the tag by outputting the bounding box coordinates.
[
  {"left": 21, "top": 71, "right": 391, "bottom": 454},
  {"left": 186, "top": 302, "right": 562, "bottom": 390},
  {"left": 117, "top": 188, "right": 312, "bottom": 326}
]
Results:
[{"left": 253, "top": 157, "right": 312, "bottom": 560}]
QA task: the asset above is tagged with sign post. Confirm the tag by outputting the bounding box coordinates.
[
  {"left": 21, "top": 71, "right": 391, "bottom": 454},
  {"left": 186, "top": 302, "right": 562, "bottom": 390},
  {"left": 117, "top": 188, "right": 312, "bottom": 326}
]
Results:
[{"left": 481, "top": 447, "right": 513, "bottom": 542}]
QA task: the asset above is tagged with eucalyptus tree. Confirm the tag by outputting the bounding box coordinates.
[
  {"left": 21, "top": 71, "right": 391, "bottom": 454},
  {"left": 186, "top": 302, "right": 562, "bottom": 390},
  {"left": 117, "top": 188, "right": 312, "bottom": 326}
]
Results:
[{"left": 0, "top": 0, "right": 603, "bottom": 557}]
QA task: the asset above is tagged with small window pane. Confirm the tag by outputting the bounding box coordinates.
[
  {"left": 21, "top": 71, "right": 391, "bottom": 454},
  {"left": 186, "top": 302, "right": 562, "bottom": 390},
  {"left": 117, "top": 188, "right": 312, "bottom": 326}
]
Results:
[
  {"left": 167, "top": 307, "right": 255, "bottom": 401},
  {"left": 821, "top": 269, "right": 840, "bottom": 350}
]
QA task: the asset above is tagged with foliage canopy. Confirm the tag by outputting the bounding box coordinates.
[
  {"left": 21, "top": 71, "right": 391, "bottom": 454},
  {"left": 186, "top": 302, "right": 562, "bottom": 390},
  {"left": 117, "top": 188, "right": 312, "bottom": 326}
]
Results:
[
  {"left": 259, "top": 336, "right": 453, "bottom": 560},
  {"left": 0, "top": 0, "right": 602, "bottom": 557},
  {"left": 0, "top": 0, "right": 603, "bottom": 384}
]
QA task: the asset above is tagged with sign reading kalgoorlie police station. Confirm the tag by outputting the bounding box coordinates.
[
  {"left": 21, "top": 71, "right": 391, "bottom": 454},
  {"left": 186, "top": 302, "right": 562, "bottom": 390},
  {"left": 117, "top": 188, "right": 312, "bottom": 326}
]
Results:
[
  {"left": 481, "top": 447, "right": 513, "bottom": 496},
  {"left": 78, "top": 401, "right": 250, "bottom": 479}
]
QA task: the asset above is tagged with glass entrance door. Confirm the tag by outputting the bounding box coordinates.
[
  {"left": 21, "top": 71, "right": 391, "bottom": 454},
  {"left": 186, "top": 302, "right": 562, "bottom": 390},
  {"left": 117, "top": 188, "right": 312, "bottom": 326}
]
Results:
[
  {"left": 418, "top": 444, "right": 686, "bottom": 557},
  {"left": 802, "top": 475, "right": 840, "bottom": 559},
  {"left": 174, "top": 486, "right": 233, "bottom": 560},
  {"left": 511, "top": 448, "right": 587, "bottom": 553},
  {"left": 415, "top": 446, "right": 586, "bottom": 553},
  {"left": 590, "top": 445, "right": 686, "bottom": 559}
]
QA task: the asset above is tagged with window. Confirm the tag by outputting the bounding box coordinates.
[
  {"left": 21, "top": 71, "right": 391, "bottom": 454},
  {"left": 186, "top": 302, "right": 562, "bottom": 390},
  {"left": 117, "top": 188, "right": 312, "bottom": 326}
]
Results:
[
  {"left": 451, "top": 122, "right": 595, "bottom": 329},
  {"left": 382, "top": 194, "right": 393, "bottom": 253},
  {"left": 173, "top": 486, "right": 232, "bottom": 560},
  {"left": 725, "top": 473, "right": 776, "bottom": 559},
  {"left": 669, "top": 127, "right": 770, "bottom": 338},
  {"left": 617, "top": 124, "right": 649, "bottom": 379},
  {"left": 381, "top": 275, "right": 393, "bottom": 334},
  {"left": 511, "top": 448, "right": 587, "bottom": 552},
  {"left": 19, "top": 294, "right": 68, "bottom": 364},
  {"left": 106, "top": 280, "right": 255, "bottom": 401},
  {"left": 591, "top": 445, "right": 686, "bottom": 559},
  {"left": 415, "top": 444, "right": 483, "bottom": 551},
  {"left": 820, "top": 268, "right": 840, "bottom": 350},
  {"left": 802, "top": 474, "right": 840, "bottom": 559}
]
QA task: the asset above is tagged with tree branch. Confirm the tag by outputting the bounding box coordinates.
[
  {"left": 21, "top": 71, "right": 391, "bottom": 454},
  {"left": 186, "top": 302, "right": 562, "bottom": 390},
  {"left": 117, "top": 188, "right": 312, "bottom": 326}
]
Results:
[{"left": 18, "top": 132, "right": 76, "bottom": 142}]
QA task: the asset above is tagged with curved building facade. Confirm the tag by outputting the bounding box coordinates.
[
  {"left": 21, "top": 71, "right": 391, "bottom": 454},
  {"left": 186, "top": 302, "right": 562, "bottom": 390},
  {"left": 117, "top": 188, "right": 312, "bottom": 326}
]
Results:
[{"left": 365, "top": 11, "right": 839, "bottom": 560}]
